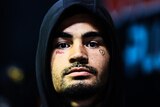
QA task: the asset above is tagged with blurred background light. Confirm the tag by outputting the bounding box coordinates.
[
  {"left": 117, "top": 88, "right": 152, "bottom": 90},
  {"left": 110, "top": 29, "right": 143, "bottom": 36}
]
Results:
[
  {"left": 0, "top": 96, "right": 11, "bottom": 107},
  {"left": 7, "top": 66, "right": 24, "bottom": 83}
]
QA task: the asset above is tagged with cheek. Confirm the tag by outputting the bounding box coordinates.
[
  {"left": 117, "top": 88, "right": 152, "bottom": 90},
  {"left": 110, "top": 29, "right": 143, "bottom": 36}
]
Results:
[
  {"left": 89, "top": 49, "right": 110, "bottom": 71},
  {"left": 50, "top": 50, "right": 68, "bottom": 91},
  {"left": 89, "top": 49, "right": 110, "bottom": 84},
  {"left": 51, "top": 50, "right": 68, "bottom": 67},
  {"left": 51, "top": 50, "right": 69, "bottom": 76}
]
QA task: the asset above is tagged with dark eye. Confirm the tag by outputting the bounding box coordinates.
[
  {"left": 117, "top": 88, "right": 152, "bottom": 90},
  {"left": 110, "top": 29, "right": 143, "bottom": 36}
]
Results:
[
  {"left": 57, "top": 43, "right": 70, "bottom": 49},
  {"left": 86, "top": 41, "right": 99, "bottom": 48}
]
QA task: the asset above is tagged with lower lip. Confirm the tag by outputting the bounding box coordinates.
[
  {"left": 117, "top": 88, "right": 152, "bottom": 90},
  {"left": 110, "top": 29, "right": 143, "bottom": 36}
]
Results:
[{"left": 68, "top": 71, "right": 92, "bottom": 77}]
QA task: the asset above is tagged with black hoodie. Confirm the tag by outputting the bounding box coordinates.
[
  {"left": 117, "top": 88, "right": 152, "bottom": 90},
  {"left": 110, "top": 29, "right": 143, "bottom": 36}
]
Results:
[{"left": 36, "top": 0, "right": 124, "bottom": 107}]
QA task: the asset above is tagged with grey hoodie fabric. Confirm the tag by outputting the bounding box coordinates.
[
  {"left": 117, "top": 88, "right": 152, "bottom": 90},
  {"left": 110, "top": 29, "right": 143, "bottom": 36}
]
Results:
[{"left": 36, "top": 0, "right": 124, "bottom": 107}]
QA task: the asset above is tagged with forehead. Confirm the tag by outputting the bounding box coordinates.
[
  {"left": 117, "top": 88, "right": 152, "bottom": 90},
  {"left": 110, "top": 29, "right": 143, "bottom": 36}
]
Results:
[
  {"left": 57, "top": 13, "right": 101, "bottom": 33},
  {"left": 63, "top": 23, "right": 98, "bottom": 36}
]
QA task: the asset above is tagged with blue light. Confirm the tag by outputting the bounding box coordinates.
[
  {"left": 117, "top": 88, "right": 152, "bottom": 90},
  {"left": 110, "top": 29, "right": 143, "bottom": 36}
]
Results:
[
  {"left": 123, "top": 23, "right": 160, "bottom": 77},
  {"left": 124, "top": 47, "right": 139, "bottom": 67},
  {"left": 142, "top": 56, "right": 153, "bottom": 74},
  {"left": 124, "top": 24, "right": 148, "bottom": 76},
  {"left": 153, "top": 54, "right": 160, "bottom": 70}
]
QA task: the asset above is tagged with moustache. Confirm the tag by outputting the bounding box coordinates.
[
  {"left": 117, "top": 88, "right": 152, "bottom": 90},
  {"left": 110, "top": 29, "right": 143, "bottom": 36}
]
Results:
[{"left": 62, "top": 62, "right": 97, "bottom": 76}]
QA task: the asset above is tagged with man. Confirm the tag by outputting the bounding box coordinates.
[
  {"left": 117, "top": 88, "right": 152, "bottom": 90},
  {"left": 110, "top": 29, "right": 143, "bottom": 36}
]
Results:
[{"left": 36, "top": 0, "right": 124, "bottom": 107}]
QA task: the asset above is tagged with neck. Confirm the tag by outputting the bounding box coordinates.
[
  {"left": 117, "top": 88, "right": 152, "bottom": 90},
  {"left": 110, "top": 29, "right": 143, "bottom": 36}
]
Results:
[
  {"left": 70, "top": 97, "right": 94, "bottom": 107},
  {"left": 69, "top": 95, "right": 103, "bottom": 107}
]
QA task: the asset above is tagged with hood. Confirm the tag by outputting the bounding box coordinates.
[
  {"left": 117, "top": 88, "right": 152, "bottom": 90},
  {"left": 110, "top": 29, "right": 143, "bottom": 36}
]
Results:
[{"left": 36, "top": 0, "right": 124, "bottom": 107}]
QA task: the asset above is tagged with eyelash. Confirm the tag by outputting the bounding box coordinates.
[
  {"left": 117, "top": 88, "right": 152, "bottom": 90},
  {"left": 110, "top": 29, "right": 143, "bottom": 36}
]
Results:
[
  {"left": 56, "top": 41, "right": 99, "bottom": 49},
  {"left": 85, "top": 41, "right": 99, "bottom": 48},
  {"left": 56, "top": 42, "right": 70, "bottom": 49}
]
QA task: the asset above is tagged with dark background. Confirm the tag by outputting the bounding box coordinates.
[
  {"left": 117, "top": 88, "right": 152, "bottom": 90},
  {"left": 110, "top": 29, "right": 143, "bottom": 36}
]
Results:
[
  {"left": 0, "top": 0, "right": 57, "bottom": 106},
  {"left": 0, "top": 0, "right": 160, "bottom": 107}
]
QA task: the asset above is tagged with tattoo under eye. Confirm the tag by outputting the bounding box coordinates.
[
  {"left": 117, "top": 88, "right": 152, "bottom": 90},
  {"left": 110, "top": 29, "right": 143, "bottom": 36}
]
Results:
[
  {"left": 99, "top": 49, "right": 105, "bottom": 56},
  {"left": 55, "top": 50, "right": 64, "bottom": 54}
]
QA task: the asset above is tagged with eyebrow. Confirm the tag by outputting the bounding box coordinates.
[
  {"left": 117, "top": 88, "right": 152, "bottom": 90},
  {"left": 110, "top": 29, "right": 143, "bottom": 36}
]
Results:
[
  {"left": 58, "top": 31, "right": 101, "bottom": 39},
  {"left": 58, "top": 32, "right": 72, "bottom": 38},
  {"left": 82, "top": 32, "right": 100, "bottom": 39}
]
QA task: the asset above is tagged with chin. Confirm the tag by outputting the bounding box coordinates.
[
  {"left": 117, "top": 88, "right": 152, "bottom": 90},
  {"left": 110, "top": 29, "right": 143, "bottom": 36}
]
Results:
[{"left": 60, "top": 81, "right": 99, "bottom": 100}]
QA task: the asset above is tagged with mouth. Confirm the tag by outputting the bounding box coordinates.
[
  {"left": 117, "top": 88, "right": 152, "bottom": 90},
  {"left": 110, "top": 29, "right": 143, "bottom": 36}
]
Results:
[{"left": 64, "top": 67, "right": 95, "bottom": 78}]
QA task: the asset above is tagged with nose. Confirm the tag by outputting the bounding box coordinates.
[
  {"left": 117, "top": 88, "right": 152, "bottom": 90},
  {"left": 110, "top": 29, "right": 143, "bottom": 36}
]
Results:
[{"left": 69, "top": 43, "right": 88, "bottom": 64}]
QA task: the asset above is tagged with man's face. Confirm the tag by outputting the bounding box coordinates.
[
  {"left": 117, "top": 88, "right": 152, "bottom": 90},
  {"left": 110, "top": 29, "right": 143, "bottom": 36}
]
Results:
[{"left": 51, "top": 14, "right": 110, "bottom": 97}]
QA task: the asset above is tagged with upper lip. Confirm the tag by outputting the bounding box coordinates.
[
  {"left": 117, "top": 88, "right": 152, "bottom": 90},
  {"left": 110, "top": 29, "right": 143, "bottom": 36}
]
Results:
[{"left": 64, "top": 67, "right": 91, "bottom": 75}]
